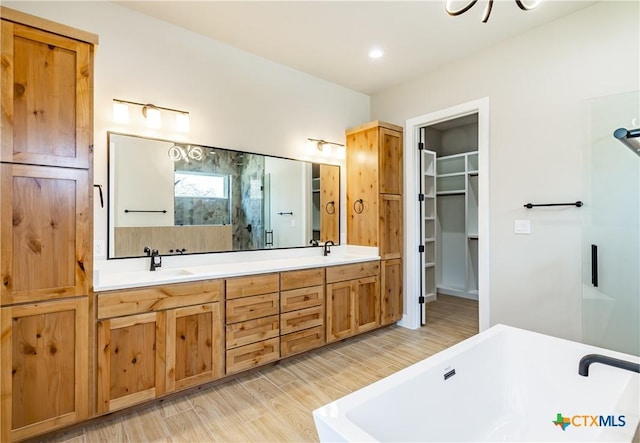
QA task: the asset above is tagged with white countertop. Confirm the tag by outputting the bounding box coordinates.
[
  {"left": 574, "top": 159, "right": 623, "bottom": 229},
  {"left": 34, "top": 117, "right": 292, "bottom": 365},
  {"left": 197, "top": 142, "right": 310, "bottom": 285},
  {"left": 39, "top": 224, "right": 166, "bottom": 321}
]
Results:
[{"left": 94, "top": 245, "right": 379, "bottom": 292}]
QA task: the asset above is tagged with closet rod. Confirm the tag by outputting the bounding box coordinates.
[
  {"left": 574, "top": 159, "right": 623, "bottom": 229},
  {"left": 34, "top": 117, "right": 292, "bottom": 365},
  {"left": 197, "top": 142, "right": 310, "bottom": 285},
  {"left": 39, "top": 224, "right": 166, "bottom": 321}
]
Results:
[{"left": 524, "top": 201, "right": 582, "bottom": 209}]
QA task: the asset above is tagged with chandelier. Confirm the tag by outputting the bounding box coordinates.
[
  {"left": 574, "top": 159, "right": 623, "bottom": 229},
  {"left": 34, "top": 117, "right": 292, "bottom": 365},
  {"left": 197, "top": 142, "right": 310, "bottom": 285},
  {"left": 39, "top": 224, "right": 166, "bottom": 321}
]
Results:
[{"left": 445, "top": 0, "right": 541, "bottom": 23}]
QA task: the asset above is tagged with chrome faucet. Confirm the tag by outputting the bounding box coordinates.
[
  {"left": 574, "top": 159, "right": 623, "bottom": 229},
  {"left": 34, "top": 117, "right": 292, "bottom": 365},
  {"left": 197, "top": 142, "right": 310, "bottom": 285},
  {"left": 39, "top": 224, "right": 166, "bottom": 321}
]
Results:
[
  {"left": 150, "top": 249, "right": 162, "bottom": 271},
  {"left": 323, "top": 241, "right": 335, "bottom": 257},
  {"left": 578, "top": 354, "right": 640, "bottom": 376}
]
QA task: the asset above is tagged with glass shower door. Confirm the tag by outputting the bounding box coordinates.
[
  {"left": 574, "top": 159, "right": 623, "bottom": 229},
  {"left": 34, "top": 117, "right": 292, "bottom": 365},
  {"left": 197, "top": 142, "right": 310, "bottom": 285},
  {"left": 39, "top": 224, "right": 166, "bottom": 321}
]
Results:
[{"left": 582, "top": 90, "right": 640, "bottom": 356}]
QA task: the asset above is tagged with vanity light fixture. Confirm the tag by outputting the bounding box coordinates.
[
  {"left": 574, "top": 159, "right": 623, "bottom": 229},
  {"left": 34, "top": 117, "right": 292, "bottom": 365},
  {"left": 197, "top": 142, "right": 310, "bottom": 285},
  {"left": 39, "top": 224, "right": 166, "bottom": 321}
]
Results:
[
  {"left": 112, "top": 99, "right": 190, "bottom": 132},
  {"left": 142, "top": 105, "right": 162, "bottom": 129},
  {"left": 307, "top": 138, "right": 346, "bottom": 159},
  {"left": 445, "top": 0, "right": 541, "bottom": 23},
  {"left": 112, "top": 101, "right": 129, "bottom": 124}
]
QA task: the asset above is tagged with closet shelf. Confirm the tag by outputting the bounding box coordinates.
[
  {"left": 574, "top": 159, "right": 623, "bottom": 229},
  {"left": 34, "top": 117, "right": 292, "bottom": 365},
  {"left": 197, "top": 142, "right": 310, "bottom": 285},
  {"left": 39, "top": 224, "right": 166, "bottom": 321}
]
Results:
[
  {"left": 437, "top": 191, "right": 465, "bottom": 196},
  {"left": 468, "top": 235, "right": 479, "bottom": 240},
  {"left": 437, "top": 172, "right": 466, "bottom": 178},
  {"left": 424, "top": 262, "right": 436, "bottom": 268}
]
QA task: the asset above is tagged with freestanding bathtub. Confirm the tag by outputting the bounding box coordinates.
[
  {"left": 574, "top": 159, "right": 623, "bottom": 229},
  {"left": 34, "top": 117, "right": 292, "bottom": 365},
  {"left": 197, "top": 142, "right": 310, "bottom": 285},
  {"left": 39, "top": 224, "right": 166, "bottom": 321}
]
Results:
[{"left": 313, "top": 324, "right": 639, "bottom": 442}]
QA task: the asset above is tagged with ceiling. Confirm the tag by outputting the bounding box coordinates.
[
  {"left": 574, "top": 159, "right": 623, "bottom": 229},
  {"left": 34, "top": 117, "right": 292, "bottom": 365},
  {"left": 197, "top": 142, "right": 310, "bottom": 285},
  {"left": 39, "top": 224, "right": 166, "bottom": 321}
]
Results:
[{"left": 117, "top": 1, "right": 597, "bottom": 95}]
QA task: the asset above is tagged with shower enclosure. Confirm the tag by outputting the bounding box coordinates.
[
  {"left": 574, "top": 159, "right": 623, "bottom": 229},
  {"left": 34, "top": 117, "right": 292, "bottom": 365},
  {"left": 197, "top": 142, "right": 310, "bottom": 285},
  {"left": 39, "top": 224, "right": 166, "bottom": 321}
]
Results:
[{"left": 582, "top": 90, "right": 640, "bottom": 356}]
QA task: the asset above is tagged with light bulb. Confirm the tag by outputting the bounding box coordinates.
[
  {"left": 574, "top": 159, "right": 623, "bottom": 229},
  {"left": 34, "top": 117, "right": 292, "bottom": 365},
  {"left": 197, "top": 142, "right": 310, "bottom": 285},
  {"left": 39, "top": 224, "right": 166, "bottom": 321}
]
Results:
[
  {"left": 144, "top": 106, "right": 161, "bottom": 129},
  {"left": 176, "top": 113, "right": 190, "bottom": 132},
  {"left": 113, "top": 102, "right": 129, "bottom": 124}
]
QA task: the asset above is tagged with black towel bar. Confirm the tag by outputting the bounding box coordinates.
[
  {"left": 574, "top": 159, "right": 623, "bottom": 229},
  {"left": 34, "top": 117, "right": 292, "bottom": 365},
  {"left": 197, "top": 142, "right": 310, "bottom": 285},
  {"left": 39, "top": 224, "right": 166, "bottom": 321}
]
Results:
[{"left": 524, "top": 201, "right": 583, "bottom": 209}]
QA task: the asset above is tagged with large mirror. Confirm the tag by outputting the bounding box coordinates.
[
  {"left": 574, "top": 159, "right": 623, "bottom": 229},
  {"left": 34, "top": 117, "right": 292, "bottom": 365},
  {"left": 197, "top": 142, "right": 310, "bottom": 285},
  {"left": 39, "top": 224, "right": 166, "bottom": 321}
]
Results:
[{"left": 107, "top": 132, "right": 340, "bottom": 258}]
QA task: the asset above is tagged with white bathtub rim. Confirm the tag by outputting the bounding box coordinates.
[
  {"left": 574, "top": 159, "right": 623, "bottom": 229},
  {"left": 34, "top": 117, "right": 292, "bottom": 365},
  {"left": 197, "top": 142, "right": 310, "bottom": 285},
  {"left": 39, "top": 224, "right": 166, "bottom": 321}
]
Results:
[{"left": 312, "top": 324, "right": 640, "bottom": 442}]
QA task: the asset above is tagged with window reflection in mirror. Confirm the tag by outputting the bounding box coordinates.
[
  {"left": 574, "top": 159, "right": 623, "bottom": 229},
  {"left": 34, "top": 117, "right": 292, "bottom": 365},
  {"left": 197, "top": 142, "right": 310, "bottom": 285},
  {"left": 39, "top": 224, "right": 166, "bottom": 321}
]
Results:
[{"left": 107, "top": 132, "right": 339, "bottom": 258}]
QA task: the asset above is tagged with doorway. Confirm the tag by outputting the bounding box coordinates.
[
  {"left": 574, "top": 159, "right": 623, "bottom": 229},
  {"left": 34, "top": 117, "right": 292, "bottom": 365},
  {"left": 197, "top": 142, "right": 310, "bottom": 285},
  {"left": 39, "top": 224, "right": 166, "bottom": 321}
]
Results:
[{"left": 402, "top": 98, "right": 490, "bottom": 331}]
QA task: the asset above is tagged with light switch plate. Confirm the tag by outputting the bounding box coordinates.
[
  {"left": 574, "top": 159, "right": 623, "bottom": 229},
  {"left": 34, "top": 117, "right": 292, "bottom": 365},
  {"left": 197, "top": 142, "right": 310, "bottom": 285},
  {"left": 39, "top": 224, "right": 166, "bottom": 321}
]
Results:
[{"left": 514, "top": 220, "right": 531, "bottom": 234}]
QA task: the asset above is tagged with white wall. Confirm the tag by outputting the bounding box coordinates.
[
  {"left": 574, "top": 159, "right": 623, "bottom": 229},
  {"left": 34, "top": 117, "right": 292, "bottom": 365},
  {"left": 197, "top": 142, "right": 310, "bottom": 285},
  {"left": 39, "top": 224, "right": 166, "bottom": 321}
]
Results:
[
  {"left": 5, "top": 1, "right": 369, "bottom": 256},
  {"left": 371, "top": 2, "right": 640, "bottom": 341}
]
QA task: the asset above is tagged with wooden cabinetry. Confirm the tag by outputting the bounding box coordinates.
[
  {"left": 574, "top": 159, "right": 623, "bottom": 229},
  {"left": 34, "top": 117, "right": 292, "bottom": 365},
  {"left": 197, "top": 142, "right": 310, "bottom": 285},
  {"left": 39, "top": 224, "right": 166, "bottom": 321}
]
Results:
[
  {"left": 96, "top": 312, "right": 166, "bottom": 414},
  {"left": 280, "top": 268, "right": 325, "bottom": 357},
  {"left": 166, "top": 303, "right": 223, "bottom": 392},
  {"left": 96, "top": 280, "right": 224, "bottom": 412},
  {"left": 346, "top": 121, "right": 403, "bottom": 326},
  {"left": 0, "top": 164, "right": 89, "bottom": 305},
  {"left": 326, "top": 261, "right": 380, "bottom": 343},
  {"left": 225, "top": 274, "right": 280, "bottom": 374},
  {"left": 0, "top": 8, "right": 96, "bottom": 441},
  {"left": 1, "top": 11, "right": 94, "bottom": 169},
  {"left": 0, "top": 298, "right": 89, "bottom": 442}
]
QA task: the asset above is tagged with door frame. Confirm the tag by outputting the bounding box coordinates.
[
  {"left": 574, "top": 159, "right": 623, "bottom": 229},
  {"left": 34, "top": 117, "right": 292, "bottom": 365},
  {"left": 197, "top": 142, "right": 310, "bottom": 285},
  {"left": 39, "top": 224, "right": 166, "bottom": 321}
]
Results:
[{"left": 400, "top": 97, "right": 490, "bottom": 331}]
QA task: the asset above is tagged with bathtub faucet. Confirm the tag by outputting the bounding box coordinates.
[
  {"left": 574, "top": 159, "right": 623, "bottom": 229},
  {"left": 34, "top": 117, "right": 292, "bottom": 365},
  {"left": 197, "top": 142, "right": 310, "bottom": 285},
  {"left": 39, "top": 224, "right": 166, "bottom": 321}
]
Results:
[{"left": 578, "top": 354, "right": 640, "bottom": 377}]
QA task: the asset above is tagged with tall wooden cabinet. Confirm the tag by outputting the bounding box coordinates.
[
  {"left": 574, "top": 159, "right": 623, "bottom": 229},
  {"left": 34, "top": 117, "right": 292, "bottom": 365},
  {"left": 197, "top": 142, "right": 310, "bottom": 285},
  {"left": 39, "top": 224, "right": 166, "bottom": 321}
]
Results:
[
  {"left": 0, "top": 7, "right": 96, "bottom": 442},
  {"left": 346, "top": 121, "right": 403, "bottom": 326}
]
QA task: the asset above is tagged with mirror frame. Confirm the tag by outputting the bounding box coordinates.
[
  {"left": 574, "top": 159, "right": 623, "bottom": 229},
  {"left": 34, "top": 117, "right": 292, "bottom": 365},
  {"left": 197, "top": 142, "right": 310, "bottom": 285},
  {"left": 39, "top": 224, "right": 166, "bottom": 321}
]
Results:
[{"left": 106, "top": 132, "right": 340, "bottom": 259}]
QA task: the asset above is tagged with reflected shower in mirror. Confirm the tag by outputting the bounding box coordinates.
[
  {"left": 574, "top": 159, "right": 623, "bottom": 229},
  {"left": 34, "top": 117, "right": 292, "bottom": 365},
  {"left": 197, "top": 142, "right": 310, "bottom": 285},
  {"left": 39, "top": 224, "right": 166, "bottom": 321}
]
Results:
[{"left": 107, "top": 132, "right": 340, "bottom": 258}]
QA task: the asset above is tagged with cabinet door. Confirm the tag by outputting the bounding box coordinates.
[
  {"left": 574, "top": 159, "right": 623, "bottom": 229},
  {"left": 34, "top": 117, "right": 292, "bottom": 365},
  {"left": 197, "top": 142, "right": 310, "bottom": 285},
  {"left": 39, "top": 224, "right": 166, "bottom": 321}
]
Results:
[
  {"left": 354, "top": 276, "right": 380, "bottom": 334},
  {"left": 97, "top": 312, "right": 166, "bottom": 414},
  {"left": 378, "top": 127, "right": 403, "bottom": 195},
  {"left": 326, "top": 281, "right": 354, "bottom": 343},
  {"left": 0, "top": 164, "right": 89, "bottom": 306},
  {"left": 1, "top": 21, "right": 92, "bottom": 168},
  {"left": 379, "top": 194, "right": 403, "bottom": 260},
  {"left": 0, "top": 297, "right": 88, "bottom": 442},
  {"left": 346, "top": 126, "right": 379, "bottom": 247},
  {"left": 166, "top": 303, "right": 223, "bottom": 392},
  {"left": 381, "top": 259, "right": 403, "bottom": 326}
]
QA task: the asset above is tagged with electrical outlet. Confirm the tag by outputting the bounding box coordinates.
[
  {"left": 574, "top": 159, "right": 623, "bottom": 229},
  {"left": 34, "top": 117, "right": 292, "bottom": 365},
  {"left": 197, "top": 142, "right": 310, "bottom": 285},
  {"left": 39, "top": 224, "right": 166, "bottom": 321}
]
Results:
[
  {"left": 291, "top": 219, "right": 296, "bottom": 227},
  {"left": 95, "top": 240, "right": 105, "bottom": 257}
]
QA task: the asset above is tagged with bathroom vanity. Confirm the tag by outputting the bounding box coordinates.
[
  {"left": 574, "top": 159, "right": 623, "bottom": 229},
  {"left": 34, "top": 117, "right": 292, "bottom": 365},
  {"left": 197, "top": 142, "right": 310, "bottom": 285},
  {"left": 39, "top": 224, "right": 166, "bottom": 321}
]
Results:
[{"left": 93, "top": 248, "right": 382, "bottom": 415}]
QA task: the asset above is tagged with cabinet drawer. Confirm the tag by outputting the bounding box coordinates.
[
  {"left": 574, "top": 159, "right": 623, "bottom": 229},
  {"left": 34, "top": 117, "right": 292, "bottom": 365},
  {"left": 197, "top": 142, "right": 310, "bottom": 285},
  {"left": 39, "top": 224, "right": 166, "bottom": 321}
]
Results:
[
  {"left": 226, "top": 293, "right": 279, "bottom": 323},
  {"left": 280, "top": 268, "right": 324, "bottom": 291},
  {"left": 226, "top": 273, "right": 279, "bottom": 300},
  {"left": 226, "top": 315, "right": 279, "bottom": 349},
  {"left": 280, "top": 306, "right": 324, "bottom": 334},
  {"left": 280, "top": 285, "right": 324, "bottom": 313},
  {"left": 97, "top": 279, "right": 224, "bottom": 318},
  {"left": 226, "top": 338, "right": 279, "bottom": 374},
  {"left": 281, "top": 326, "right": 325, "bottom": 358},
  {"left": 326, "top": 261, "right": 380, "bottom": 283}
]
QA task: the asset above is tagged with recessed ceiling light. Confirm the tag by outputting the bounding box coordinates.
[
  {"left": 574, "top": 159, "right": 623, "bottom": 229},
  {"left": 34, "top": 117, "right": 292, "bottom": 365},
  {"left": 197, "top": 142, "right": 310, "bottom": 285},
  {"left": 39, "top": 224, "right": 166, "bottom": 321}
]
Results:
[{"left": 368, "top": 48, "right": 384, "bottom": 59}]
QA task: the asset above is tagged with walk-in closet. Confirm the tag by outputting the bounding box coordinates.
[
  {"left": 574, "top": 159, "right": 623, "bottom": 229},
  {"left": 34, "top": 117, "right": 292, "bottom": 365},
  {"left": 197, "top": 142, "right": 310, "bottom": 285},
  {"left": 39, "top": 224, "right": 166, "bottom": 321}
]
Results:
[{"left": 421, "top": 114, "right": 479, "bottom": 302}]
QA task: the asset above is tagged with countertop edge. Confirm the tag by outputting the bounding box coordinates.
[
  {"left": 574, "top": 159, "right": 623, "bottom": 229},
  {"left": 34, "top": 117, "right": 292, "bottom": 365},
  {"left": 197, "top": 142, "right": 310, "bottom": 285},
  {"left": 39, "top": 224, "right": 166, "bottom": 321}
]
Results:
[{"left": 94, "top": 255, "right": 381, "bottom": 292}]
